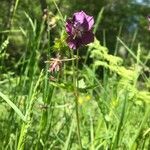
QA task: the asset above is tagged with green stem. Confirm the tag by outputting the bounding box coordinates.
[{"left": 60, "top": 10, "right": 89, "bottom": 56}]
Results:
[{"left": 72, "top": 50, "right": 82, "bottom": 149}]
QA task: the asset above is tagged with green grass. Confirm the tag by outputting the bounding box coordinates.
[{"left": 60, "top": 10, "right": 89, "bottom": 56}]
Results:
[{"left": 0, "top": 2, "right": 150, "bottom": 150}]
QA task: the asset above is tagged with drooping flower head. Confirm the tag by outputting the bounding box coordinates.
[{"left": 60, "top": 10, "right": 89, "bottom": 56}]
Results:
[
  {"left": 66, "top": 11, "right": 94, "bottom": 49},
  {"left": 48, "top": 54, "right": 62, "bottom": 74}
]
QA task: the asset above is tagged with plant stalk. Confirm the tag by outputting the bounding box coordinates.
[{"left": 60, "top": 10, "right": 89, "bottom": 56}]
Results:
[{"left": 72, "top": 50, "right": 82, "bottom": 149}]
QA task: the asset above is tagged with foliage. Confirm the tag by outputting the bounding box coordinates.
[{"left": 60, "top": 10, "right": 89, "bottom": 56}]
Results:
[{"left": 0, "top": 0, "right": 150, "bottom": 150}]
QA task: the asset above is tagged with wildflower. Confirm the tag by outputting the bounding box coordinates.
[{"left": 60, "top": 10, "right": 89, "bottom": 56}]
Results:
[
  {"left": 48, "top": 54, "right": 62, "bottom": 73},
  {"left": 85, "top": 95, "right": 91, "bottom": 101},
  {"left": 111, "top": 99, "right": 119, "bottom": 108},
  {"left": 47, "top": 54, "right": 78, "bottom": 81},
  {"left": 66, "top": 11, "right": 94, "bottom": 49},
  {"left": 78, "top": 97, "right": 84, "bottom": 105},
  {"left": 78, "top": 95, "right": 91, "bottom": 105}
]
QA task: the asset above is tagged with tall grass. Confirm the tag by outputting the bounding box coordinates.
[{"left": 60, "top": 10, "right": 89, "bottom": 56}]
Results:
[{"left": 0, "top": 1, "right": 150, "bottom": 150}]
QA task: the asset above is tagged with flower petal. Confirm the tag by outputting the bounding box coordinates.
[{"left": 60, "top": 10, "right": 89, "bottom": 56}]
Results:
[
  {"left": 66, "top": 19, "right": 73, "bottom": 36},
  {"left": 73, "top": 11, "right": 94, "bottom": 31},
  {"left": 73, "top": 11, "right": 86, "bottom": 25},
  {"left": 81, "top": 31, "right": 94, "bottom": 45},
  {"left": 85, "top": 15, "right": 94, "bottom": 30},
  {"left": 66, "top": 36, "right": 81, "bottom": 49}
]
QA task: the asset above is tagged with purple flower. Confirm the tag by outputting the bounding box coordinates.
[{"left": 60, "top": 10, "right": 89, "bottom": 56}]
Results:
[{"left": 66, "top": 11, "right": 94, "bottom": 49}]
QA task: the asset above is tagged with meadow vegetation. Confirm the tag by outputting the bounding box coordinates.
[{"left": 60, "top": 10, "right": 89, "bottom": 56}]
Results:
[{"left": 0, "top": 0, "right": 150, "bottom": 149}]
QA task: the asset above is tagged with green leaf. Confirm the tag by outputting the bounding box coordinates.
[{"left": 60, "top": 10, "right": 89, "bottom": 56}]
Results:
[{"left": 0, "top": 91, "right": 26, "bottom": 122}]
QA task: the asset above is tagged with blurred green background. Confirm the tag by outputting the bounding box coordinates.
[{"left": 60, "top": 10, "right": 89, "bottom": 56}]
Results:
[{"left": 0, "top": 0, "right": 150, "bottom": 72}]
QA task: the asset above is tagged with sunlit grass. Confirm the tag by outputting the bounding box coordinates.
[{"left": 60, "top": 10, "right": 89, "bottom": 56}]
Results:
[{"left": 0, "top": 1, "right": 150, "bottom": 150}]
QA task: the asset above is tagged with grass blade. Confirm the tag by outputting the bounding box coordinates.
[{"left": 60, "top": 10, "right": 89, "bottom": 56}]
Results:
[{"left": 0, "top": 91, "right": 26, "bottom": 122}]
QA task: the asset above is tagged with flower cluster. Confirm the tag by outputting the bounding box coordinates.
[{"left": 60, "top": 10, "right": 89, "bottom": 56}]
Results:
[{"left": 66, "top": 11, "right": 94, "bottom": 49}]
